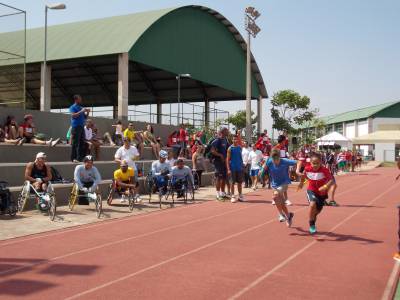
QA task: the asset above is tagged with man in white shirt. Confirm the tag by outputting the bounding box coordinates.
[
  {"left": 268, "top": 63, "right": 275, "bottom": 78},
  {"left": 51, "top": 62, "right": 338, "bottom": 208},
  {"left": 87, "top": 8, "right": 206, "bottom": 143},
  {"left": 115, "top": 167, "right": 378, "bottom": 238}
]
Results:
[
  {"left": 248, "top": 143, "right": 263, "bottom": 190},
  {"left": 242, "top": 141, "right": 251, "bottom": 188},
  {"left": 84, "top": 119, "right": 101, "bottom": 160},
  {"left": 114, "top": 137, "right": 141, "bottom": 202}
]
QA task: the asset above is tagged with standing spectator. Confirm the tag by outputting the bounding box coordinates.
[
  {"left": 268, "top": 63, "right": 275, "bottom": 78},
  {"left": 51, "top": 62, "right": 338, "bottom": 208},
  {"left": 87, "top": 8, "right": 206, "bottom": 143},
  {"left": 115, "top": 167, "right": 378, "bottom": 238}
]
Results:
[
  {"left": 178, "top": 124, "right": 189, "bottom": 158},
  {"left": 167, "top": 130, "right": 181, "bottom": 158},
  {"left": 18, "top": 114, "right": 60, "bottom": 147},
  {"left": 227, "top": 135, "right": 244, "bottom": 203},
  {"left": 255, "top": 133, "right": 271, "bottom": 155},
  {"left": 69, "top": 95, "right": 90, "bottom": 162},
  {"left": 112, "top": 120, "right": 124, "bottom": 146},
  {"left": 143, "top": 124, "right": 161, "bottom": 159},
  {"left": 192, "top": 145, "right": 206, "bottom": 187},
  {"left": 123, "top": 123, "right": 144, "bottom": 158},
  {"left": 337, "top": 150, "right": 346, "bottom": 172},
  {"left": 248, "top": 143, "right": 263, "bottom": 190},
  {"left": 210, "top": 127, "right": 230, "bottom": 201},
  {"left": 114, "top": 137, "right": 142, "bottom": 202},
  {"left": 242, "top": 141, "right": 252, "bottom": 188}
]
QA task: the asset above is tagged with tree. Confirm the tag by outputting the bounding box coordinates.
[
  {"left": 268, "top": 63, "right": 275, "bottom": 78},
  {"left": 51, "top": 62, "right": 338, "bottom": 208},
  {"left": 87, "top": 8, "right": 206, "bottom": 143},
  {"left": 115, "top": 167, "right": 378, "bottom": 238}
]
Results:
[
  {"left": 226, "top": 110, "right": 257, "bottom": 131},
  {"left": 302, "top": 117, "right": 326, "bottom": 145},
  {"left": 271, "top": 90, "right": 317, "bottom": 134}
]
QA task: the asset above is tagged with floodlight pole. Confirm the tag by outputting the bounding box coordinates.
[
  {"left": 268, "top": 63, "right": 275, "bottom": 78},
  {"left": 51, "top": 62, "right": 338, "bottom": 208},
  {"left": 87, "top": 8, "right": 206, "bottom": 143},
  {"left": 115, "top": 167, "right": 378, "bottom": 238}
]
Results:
[{"left": 176, "top": 74, "right": 191, "bottom": 125}]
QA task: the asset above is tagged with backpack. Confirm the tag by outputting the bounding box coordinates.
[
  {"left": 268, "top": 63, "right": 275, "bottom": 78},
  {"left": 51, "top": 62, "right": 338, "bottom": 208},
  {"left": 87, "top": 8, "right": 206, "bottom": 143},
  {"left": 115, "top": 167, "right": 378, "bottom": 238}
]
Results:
[
  {"left": 50, "top": 166, "right": 68, "bottom": 183},
  {"left": 0, "top": 181, "right": 11, "bottom": 211},
  {"left": 204, "top": 138, "right": 216, "bottom": 161}
]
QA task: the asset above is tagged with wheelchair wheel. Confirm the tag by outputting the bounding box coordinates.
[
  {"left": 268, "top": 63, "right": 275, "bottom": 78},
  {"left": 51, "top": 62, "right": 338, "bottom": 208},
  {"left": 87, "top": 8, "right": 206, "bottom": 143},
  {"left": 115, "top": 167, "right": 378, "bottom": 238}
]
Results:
[
  {"left": 107, "top": 182, "right": 114, "bottom": 206},
  {"left": 68, "top": 183, "right": 78, "bottom": 211},
  {"left": 17, "top": 181, "right": 30, "bottom": 213},
  {"left": 48, "top": 194, "right": 57, "bottom": 221},
  {"left": 192, "top": 171, "right": 200, "bottom": 190},
  {"left": 95, "top": 194, "right": 102, "bottom": 218},
  {"left": 186, "top": 182, "right": 195, "bottom": 203},
  {"left": 128, "top": 193, "right": 135, "bottom": 212},
  {"left": 8, "top": 200, "right": 17, "bottom": 217},
  {"left": 145, "top": 174, "right": 153, "bottom": 203}
]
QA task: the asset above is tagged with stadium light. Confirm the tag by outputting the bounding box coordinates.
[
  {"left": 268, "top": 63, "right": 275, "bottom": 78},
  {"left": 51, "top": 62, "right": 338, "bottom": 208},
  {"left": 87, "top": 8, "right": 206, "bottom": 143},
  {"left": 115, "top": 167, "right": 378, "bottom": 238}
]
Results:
[
  {"left": 41, "top": 3, "right": 66, "bottom": 111},
  {"left": 176, "top": 73, "right": 191, "bottom": 124}
]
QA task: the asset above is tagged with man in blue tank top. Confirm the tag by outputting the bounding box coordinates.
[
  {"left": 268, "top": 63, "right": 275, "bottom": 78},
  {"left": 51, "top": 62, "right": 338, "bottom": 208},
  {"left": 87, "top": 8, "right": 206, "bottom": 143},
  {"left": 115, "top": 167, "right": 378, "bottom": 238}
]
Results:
[{"left": 227, "top": 135, "right": 244, "bottom": 203}]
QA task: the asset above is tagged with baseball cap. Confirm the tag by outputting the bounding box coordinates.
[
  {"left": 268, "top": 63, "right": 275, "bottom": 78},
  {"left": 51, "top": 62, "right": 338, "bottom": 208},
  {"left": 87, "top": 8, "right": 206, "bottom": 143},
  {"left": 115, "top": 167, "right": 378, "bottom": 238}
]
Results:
[
  {"left": 159, "top": 150, "right": 168, "bottom": 158},
  {"left": 24, "top": 114, "right": 33, "bottom": 121},
  {"left": 36, "top": 152, "right": 46, "bottom": 159}
]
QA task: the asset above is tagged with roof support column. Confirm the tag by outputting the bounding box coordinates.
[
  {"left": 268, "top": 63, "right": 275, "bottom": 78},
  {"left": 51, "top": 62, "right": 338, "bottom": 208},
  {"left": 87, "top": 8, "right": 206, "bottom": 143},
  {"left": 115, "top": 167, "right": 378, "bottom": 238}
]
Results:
[
  {"left": 118, "top": 53, "right": 129, "bottom": 121},
  {"left": 156, "top": 100, "right": 162, "bottom": 124},
  {"left": 354, "top": 120, "right": 359, "bottom": 137},
  {"left": 342, "top": 122, "right": 347, "bottom": 137},
  {"left": 40, "top": 63, "right": 51, "bottom": 111},
  {"left": 257, "top": 95, "right": 263, "bottom": 135},
  {"left": 204, "top": 98, "right": 210, "bottom": 127}
]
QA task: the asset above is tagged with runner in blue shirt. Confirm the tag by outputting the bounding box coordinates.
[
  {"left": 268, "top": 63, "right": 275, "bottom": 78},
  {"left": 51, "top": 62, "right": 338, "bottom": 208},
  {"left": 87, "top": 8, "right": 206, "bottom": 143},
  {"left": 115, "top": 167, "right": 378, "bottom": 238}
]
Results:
[
  {"left": 263, "top": 149, "right": 297, "bottom": 227},
  {"left": 226, "top": 135, "right": 244, "bottom": 203}
]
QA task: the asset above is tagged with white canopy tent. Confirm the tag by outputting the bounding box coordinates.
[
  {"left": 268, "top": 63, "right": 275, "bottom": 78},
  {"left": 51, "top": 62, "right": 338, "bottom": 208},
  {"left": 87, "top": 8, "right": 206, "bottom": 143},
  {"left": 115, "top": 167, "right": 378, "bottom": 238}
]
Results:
[{"left": 315, "top": 132, "right": 352, "bottom": 149}]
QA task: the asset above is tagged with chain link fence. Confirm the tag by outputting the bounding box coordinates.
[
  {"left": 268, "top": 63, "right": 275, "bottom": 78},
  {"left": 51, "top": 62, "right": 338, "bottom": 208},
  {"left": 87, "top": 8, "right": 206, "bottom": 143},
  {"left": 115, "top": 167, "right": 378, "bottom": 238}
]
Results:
[{"left": 0, "top": 3, "right": 26, "bottom": 108}]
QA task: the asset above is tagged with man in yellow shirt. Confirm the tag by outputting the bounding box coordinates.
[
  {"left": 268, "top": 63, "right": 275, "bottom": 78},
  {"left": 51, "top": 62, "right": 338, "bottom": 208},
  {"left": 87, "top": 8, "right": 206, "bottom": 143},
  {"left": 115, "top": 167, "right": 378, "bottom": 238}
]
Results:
[
  {"left": 123, "top": 123, "right": 144, "bottom": 158},
  {"left": 113, "top": 160, "right": 137, "bottom": 203}
]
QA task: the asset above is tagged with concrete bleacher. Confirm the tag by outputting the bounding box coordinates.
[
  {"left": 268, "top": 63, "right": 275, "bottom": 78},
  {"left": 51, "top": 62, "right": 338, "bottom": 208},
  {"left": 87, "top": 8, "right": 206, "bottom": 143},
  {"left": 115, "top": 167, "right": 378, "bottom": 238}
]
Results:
[{"left": 1, "top": 143, "right": 215, "bottom": 209}]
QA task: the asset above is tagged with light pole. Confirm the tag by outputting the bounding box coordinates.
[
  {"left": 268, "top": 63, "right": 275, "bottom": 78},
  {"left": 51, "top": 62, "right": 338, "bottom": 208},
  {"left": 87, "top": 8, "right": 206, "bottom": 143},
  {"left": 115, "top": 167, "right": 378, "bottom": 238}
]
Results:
[
  {"left": 176, "top": 73, "right": 191, "bottom": 125},
  {"left": 42, "top": 3, "right": 66, "bottom": 111},
  {"left": 244, "top": 7, "right": 261, "bottom": 143}
]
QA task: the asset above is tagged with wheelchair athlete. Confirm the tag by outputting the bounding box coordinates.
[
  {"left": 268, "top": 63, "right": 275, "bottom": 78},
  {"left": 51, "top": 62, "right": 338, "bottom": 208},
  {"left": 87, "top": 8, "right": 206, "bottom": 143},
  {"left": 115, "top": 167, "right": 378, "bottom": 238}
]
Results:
[
  {"left": 73, "top": 155, "right": 101, "bottom": 204},
  {"left": 171, "top": 158, "right": 194, "bottom": 198},
  {"left": 24, "top": 152, "right": 52, "bottom": 210},
  {"left": 151, "top": 150, "right": 172, "bottom": 196},
  {"left": 113, "top": 160, "right": 137, "bottom": 203}
]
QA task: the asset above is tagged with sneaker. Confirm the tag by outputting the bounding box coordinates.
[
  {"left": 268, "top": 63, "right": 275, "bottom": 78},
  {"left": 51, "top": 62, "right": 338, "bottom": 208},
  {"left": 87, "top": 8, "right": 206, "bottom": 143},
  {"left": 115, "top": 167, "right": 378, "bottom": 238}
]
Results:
[
  {"left": 286, "top": 212, "right": 294, "bottom": 227},
  {"left": 285, "top": 200, "right": 292, "bottom": 206},
  {"left": 72, "top": 159, "right": 80, "bottom": 163},
  {"left": 309, "top": 225, "right": 317, "bottom": 234},
  {"left": 238, "top": 194, "right": 244, "bottom": 202},
  {"left": 225, "top": 193, "right": 232, "bottom": 199},
  {"left": 120, "top": 195, "right": 127, "bottom": 203},
  {"left": 231, "top": 196, "right": 237, "bottom": 203},
  {"left": 278, "top": 214, "right": 286, "bottom": 222},
  {"left": 51, "top": 138, "right": 61, "bottom": 147},
  {"left": 329, "top": 200, "right": 338, "bottom": 206},
  {"left": 135, "top": 195, "right": 143, "bottom": 204},
  {"left": 17, "top": 137, "right": 26, "bottom": 146},
  {"left": 47, "top": 138, "right": 53, "bottom": 147},
  {"left": 216, "top": 194, "right": 224, "bottom": 202},
  {"left": 393, "top": 252, "right": 400, "bottom": 262},
  {"left": 272, "top": 200, "right": 276, "bottom": 205}
]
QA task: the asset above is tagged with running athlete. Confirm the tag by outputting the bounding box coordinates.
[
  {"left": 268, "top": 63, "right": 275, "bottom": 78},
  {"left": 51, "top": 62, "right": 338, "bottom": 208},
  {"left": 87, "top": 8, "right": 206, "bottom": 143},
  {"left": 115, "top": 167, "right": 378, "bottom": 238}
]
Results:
[
  {"left": 226, "top": 135, "right": 244, "bottom": 203},
  {"left": 262, "top": 149, "right": 296, "bottom": 226},
  {"left": 298, "top": 153, "right": 333, "bottom": 234}
]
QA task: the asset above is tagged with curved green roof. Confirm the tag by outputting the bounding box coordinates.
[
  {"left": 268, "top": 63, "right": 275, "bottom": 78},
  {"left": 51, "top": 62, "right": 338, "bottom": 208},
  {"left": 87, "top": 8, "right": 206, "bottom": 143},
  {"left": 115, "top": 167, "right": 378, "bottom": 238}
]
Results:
[{"left": 0, "top": 5, "right": 267, "bottom": 101}]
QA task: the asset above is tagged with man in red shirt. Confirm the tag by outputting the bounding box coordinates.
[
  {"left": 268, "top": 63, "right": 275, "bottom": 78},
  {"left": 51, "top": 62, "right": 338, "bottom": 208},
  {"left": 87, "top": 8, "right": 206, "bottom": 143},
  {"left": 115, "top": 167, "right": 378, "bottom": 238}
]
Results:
[{"left": 298, "top": 152, "right": 334, "bottom": 234}]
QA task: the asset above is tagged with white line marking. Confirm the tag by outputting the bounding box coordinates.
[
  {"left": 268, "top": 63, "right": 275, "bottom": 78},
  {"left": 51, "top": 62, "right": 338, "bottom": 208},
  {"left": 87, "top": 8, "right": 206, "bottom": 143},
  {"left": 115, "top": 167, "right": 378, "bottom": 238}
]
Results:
[
  {"left": 381, "top": 261, "right": 400, "bottom": 300},
  {"left": 63, "top": 175, "right": 378, "bottom": 299},
  {"left": 228, "top": 179, "right": 399, "bottom": 299}
]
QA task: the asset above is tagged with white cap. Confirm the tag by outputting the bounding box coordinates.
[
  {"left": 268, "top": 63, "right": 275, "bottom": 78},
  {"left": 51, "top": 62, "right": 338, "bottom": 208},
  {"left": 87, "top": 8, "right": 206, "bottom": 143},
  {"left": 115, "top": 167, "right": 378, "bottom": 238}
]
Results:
[{"left": 36, "top": 152, "right": 46, "bottom": 159}]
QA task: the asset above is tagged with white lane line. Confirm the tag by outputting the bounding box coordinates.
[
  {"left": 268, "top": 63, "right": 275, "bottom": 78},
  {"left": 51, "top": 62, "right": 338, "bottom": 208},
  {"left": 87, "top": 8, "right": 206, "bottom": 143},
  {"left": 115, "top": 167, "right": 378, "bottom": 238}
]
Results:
[
  {"left": 381, "top": 261, "right": 400, "bottom": 300},
  {"left": 63, "top": 175, "right": 379, "bottom": 300},
  {"left": 228, "top": 179, "right": 399, "bottom": 300}
]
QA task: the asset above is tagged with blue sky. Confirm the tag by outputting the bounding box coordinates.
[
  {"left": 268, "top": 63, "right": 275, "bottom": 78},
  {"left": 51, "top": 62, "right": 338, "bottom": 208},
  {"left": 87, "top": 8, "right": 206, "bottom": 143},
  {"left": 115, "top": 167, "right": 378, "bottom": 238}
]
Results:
[{"left": 3, "top": 0, "right": 400, "bottom": 131}]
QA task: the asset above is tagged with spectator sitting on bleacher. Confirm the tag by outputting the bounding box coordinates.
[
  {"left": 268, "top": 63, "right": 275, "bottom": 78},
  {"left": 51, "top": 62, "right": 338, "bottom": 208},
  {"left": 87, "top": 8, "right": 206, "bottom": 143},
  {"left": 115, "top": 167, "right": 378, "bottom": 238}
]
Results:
[
  {"left": 91, "top": 124, "right": 115, "bottom": 146},
  {"left": 18, "top": 114, "right": 60, "bottom": 147},
  {"left": 112, "top": 120, "right": 124, "bottom": 146},
  {"left": 4, "top": 116, "right": 20, "bottom": 141},
  {"left": 144, "top": 124, "right": 161, "bottom": 159},
  {"left": 84, "top": 119, "right": 101, "bottom": 160},
  {"left": 123, "top": 122, "right": 144, "bottom": 158}
]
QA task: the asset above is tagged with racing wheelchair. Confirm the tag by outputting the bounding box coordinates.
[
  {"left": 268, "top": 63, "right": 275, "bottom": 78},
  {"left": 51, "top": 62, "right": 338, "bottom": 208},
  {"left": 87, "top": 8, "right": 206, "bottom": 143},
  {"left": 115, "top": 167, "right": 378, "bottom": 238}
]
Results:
[
  {"left": 144, "top": 171, "right": 169, "bottom": 209},
  {"left": 17, "top": 180, "right": 57, "bottom": 221},
  {"left": 107, "top": 180, "right": 136, "bottom": 211},
  {"left": 166, "top": 176, "right": 195, "bottom": 205},
  {"left": 68, "top": 183, "right": 102, "bottom": 218},
  {"left": 0, "top": 181, "right": 17, "bottom": 217}
]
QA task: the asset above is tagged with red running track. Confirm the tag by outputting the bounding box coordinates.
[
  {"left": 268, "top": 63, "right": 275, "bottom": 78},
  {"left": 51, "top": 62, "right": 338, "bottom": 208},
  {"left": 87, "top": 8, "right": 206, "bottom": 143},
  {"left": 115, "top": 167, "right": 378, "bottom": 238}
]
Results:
[{"left": 0, "top": 167, "right": 398, "bottom": 300}]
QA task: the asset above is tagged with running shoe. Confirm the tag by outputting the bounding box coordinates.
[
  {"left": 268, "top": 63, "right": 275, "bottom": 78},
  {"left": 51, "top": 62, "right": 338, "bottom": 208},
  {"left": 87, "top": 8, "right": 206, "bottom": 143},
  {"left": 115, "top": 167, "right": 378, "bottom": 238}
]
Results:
[
  {"left": 309, "top": 225, "right": 317, "bottom": 234},
  {"left": 216, "top": 194, "right": 224, "bottom": 202},
  {"left": 238, "top": 194, "right": 245, "bottom": 202},
  {"left": 231, "top": 196, "right": 237, "bottom": 203},
  {"left": 393, "top": 252, "right": 400, "bottom": 262},
  {"left": 285, "top": 200, "right": 292, "bottom": 206},
  {"left": 120, "top": 195, "right": 127, "bottom": 203},
  {"left": 286, "top": 212, "right": 294, "bottom": 227},
  {"left": 328, "top": 200, "right": 338, "bottom": 206},
  {"left": 279, "top": 214, "right": 286, "bottom": 222},
  {"left": 135, "top": 195, "right": 143, "bottom": 204},
  {"left": 17, "top": 137, "right": 26, "bottom": 146}
]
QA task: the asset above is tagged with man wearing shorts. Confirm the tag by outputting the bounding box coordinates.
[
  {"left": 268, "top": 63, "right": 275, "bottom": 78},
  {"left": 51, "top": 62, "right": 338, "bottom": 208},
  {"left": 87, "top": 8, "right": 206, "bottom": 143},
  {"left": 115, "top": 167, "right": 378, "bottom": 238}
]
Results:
[
  {"left": 263, "top": 149, "right": 296, "bottom": 226},
  {"left": 211, "top": 128, "right": 229, "bottom": 201},
  {"left": 113, "top": 160, "right": 136, "bottom": 203},
  {"left": 298, "top": 153, "right": 333, "bottom": 234},
  {"left": 248, "top": 143, "right": 263, "bottom": 190},
  {"left": 227, "top": 135, "right": 244, "bottom": 203}
]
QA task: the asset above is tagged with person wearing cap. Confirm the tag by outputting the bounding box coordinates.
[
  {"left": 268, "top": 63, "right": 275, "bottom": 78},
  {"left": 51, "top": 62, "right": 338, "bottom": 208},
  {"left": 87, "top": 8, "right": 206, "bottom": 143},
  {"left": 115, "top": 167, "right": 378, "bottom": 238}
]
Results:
[
  {"left": 123, "top": 123, "right": 144, "bottom": 158},
  {"left": 113, "top": 160, "right": 137, "bottom": 203},
  {"left": 74, "top": 155, "right": 102, "bottom": 198},
  {"left": 18, "top": 114, "right": 60, "bottom": 147},
  {"left": 70, "top": 94, "right": 91, "bottom": 163},
  {"left": 24, "top": 152, "right": 52, "bottom": 192},
  {"left": 151, "top": 150, "right": 172, "bottom": 195},
  {"left": 171, "top": 158, "right": 194, "bottom": 198}
]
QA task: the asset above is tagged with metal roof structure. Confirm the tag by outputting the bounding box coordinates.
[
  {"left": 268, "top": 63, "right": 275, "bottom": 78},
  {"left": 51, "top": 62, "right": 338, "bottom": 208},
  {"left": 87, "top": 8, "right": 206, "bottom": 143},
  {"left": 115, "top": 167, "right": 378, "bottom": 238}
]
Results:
[{"left": 0, "top": 5, "right": 268, "bottom": 109}]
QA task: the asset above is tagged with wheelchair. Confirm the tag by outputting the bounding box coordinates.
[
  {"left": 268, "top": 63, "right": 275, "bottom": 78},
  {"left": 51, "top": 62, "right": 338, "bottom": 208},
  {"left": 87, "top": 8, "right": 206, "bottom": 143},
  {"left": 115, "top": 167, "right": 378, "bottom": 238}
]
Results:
[
  {"left": 18, "top": 180, "right": 57, "bottom": 221},
  {"left": 166, "top": 176, "right": 195, "bottom": 205},
  {"left": 192, "top": 170, "right": 200, "bottom": 190},
  {"left": 145, "top": 172, "right": 169, "bottom": 209},
  {"left": 0, "top": 181, "right": 17, "bottom": 218},
  {"left": 107, "top": 180, "right": 136, "bottom": 211},
  {"left": 68, "top": 183, "right": 102, "bottom": 218}
]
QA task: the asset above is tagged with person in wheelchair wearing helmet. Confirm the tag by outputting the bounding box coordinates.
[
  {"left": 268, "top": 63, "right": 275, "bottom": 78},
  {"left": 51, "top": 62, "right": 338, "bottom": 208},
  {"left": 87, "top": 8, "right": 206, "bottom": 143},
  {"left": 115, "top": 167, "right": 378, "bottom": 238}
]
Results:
[
  {"left": 74, "top": 155, "right": 102, "bottom": 204},
  {"left": 151, "top": 150, "right": 172, "bottom": 195},
  {"left": 113, "top": 160, "right": 137, "bottom": 203},
  {"left": 171, "top": 158, "right": 194, "bottom": 198},
  {"left": 24, "top": 152, "right": 53, "bottom": 210}
]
